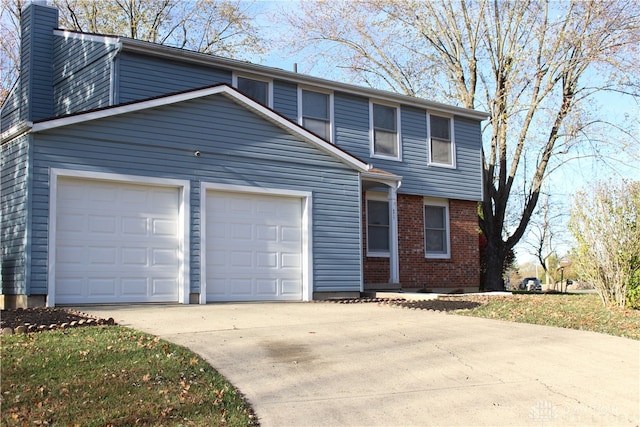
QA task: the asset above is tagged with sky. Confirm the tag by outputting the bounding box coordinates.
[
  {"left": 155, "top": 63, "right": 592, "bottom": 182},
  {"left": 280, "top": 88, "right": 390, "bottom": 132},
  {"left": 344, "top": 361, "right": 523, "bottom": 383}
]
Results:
[
  {"left": 248, "top": 1, "right": 640, "bottom": 268},
  {"left": 6, "top": 0, "right": 638, "bottom": 270}
]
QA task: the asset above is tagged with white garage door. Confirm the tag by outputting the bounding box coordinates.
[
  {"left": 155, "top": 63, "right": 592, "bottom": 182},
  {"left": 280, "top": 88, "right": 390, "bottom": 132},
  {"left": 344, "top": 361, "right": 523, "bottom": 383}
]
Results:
[
  {"left": 206, "top": 191, "right": 303, "bottom": 301},
  {"left": 54, "top": 177, "right": 181, "bottom": 304}
]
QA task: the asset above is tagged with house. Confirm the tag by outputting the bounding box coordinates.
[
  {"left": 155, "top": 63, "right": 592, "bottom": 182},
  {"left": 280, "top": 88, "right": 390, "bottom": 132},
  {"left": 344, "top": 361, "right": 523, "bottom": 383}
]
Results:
[{"left": 0, "top": 3, "right": 487, "bottom": 308}]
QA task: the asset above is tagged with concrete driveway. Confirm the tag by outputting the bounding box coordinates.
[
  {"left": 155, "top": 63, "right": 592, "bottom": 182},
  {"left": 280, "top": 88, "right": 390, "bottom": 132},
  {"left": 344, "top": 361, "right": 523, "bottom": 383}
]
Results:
[{"left": 79, "top": 302, "right": 639, "bottom": 426}]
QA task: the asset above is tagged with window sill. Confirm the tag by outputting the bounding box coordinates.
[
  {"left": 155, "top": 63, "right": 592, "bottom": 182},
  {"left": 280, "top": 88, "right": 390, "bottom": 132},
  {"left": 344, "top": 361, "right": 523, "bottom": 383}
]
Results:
[
  {"left": 425, "top": 254, "right": 451, "bottom": 260},
  {"left": 428, "top": 160, "right": 457, "bottom": 169},
  {"left": 372, "top": 153, "right": 402, "bottom": 162},
  {"left": 367, "top": 252, "right": 390, "bottom": 258}
]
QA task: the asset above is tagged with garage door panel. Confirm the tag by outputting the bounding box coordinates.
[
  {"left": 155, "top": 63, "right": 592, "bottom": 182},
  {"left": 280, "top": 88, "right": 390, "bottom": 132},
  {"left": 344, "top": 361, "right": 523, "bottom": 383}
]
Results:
[
  {"left": 122, "top": 248, "right": 148, "bottom": 265},
  {"left": 87, "top": 278, "right": 117, "bottom": 296},
  {"left": 88, "top": 247, "right": 117, "bottom": 265},
  {"left": 282, "top": 279, "right": 302, "bottom": 295},
  {"left": 152, "top": 218, "right": 178, "bottom": 236},
  {"left": 230, "top": 251, "right": 253, "bottom": 267},
  {"left": 206, "top": 191, "right": 303, "bottom": 302},
  {"left": 57, "top": 214, "right": 85, "bottom": 233},
  {"left": 257, "top": 252, "right": 277, "bottom": 268},
  {"left": 121, "top": 278, "right": 148, "bottom": 296},
  {"left": 256, "top": 225, "right": 277, "bottom": 241},
  {"left": 256, "top": 279, "right": 277, "bottom": 295},
  {"left": 151, "top": 278, "right": 178, "bottom": 296},
  {"left": 122, "top": 217, "right": 148, "bottom": 235},
  {"left": 232, "top": 223, "right": 253, "bottom": 239},
  {"left": 281, "top": 253, "right": 301, "bottom": 269},
  {"left": 152, "top": 248, "right": 178, "bottom": 266},
  {"left": 55, "top": 178, "right": 180, "bottom": 304}
]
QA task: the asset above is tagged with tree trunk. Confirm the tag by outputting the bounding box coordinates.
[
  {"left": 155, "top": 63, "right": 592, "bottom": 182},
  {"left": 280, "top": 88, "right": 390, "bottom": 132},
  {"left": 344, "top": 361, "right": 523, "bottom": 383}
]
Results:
[{"left": 484, "top": 234, "right": 507, "bottom": 291}]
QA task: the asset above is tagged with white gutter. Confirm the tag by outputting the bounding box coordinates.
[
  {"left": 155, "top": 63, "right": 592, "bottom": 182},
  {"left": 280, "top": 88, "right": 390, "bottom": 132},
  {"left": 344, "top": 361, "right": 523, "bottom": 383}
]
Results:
[{"left": 119, "top": 38, "right": 489, "bottom": 121}]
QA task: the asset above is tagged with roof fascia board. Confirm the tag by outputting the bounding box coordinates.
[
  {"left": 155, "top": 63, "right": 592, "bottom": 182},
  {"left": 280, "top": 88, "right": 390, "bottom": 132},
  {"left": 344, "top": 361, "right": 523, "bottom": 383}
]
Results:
[
  {"left": 119, "top": 38, "right": 489, "bottom": 121},
  {"left": 30, "top": 85, "right": 371, "bottom": 172},
  {"left": 31, "top": 86, "right": 226, "bottom": 132},
  {"left": 53, "top": 29, "right": 120, "bottom": 46},
  {"left": 218, "top": 89, "right": 370, "bottom": 172}
]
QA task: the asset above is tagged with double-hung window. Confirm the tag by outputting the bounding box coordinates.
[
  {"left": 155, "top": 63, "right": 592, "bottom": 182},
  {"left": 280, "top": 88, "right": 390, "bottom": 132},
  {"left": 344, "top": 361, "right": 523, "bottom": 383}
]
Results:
[
  {"left": 428, "top": 114, "right": 455, "bottom": 166},
  {"left": 371, "top": 102, "right": 400, "bottom": 159},
  {"left": 300, "top": 89, "right": 331, "bottom": 141},
  {"left": 234, "top": 75, "right": 271, "bottom": 107},
  {"left": 366, "top": 194, "right": 390, "bottom": 256},
  {"left": 424, "top": 198, "right": 450, "bottom": 258}
]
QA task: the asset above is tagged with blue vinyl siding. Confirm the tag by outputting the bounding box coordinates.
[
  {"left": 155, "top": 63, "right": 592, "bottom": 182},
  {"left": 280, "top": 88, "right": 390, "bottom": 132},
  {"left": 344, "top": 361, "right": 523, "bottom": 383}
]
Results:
[
  {"left": 334, "top": 93, "right": 483, "bottom": 201},
  {"left": 30, "top": 95, "right": 362, "bottom": 295},
  {"left": 334, "top": 92, "right": 371, "bottom": 160},
  {"left": 52, "top": 36, "right": 116, "bottom": 115},
  {"left": 1, "top": 136, "right": 30, "bottom": 294},
  {"left": 1, "top": 86, "right": 21, "bottom": 132},
  {"left": 372, "top": 106, "right": 483, "bottom": 200},
  {"left": 273, "top": 80, "right": 298, "bottom": 121},
  {"left": 25, "top": 5, "right": 57, "bottom": 122},
  {"left": 118, "top": 53, "right": 232, "bottom": 103}
]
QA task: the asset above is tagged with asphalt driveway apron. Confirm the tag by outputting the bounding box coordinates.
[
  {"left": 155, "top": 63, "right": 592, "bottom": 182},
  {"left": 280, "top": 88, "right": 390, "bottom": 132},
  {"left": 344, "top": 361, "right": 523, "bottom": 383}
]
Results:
[{"left": 79, "top": 302, "right": 640, "bottom": 426}]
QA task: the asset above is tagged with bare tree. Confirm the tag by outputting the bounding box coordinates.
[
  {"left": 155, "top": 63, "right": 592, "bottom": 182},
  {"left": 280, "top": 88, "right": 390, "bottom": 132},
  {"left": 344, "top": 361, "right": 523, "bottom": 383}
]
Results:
[
  {"left": 524, "top": 189, "right": 571, "bottom": 289},
  {"left": 0, "top": 0, "right": 265, "bottom": 104},
  {"left": 569, "top": 180, "right": 640, "bottom": 307},
  {"left": 280, "top": 0, "right": 640, "bottom": 290}
]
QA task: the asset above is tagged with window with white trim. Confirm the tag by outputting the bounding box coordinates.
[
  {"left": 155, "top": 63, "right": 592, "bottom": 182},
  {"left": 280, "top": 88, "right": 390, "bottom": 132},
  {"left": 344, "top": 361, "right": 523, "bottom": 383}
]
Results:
[
  {"left": 300, "top": 89, "right": 331, "bottom": 141},
  {"left": 371, "top": 102, "right": 400, "bottom": 159},
  {"left": 424, "top": 198, "right": 450, "bottom": 258},
  {"left": 366, "top": 193, "right": 390, "bottom": 256},
  {"left": 234, "top": 75, "right": 271, "bottom": 106},
  {"left": 428, "top": 114, "right": 455, "bottom": 166}
]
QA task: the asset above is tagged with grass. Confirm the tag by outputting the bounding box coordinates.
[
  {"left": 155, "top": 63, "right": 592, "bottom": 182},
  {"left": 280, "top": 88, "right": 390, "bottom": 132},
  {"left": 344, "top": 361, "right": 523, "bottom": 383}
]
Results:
[
  {"left": 1, "top": 326, "right": 256, "bottom": 426},
  {"left": 454, "top": 293, "right": 640, "bottom": 340},
  {"left": 2, "top": 294, "right": 637, "bottom": 426}
]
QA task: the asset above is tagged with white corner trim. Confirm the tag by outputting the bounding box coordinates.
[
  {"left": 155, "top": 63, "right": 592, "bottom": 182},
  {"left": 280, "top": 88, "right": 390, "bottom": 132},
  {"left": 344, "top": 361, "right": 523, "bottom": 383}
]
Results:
[
  {"left": 199, "top": 182, "right": 314, "bottom": 303},
  {"left": 46, "top": 169, "right": 191, "bottom": 306}
]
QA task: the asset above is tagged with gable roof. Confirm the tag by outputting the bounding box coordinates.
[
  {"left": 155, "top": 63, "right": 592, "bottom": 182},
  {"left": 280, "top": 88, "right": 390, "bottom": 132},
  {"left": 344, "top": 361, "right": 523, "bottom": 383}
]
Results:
[
  {"left": 52, "top": 29, "right": 489, "bottom": 122},
  {"left": 28, "top": 84, "right": 375, "bottom": 173}
]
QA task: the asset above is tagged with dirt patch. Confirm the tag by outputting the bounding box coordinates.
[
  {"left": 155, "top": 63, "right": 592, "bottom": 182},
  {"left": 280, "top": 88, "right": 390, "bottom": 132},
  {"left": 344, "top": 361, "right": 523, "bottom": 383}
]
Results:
[{"left": 1, "top": 307, "right": 115, "bottom": 334}]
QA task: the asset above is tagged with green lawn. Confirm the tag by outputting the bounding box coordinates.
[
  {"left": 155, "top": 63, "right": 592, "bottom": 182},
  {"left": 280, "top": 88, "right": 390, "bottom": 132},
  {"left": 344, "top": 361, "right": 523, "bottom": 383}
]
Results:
[
  {"left": 1, "top": 326, "right": 257, "bottom": 426},
  {"left": 453, "top": 293, "right": 640, "bottom": 340},
  {"left": 3, "top": 293, "right": 637, "bottom": 426}
]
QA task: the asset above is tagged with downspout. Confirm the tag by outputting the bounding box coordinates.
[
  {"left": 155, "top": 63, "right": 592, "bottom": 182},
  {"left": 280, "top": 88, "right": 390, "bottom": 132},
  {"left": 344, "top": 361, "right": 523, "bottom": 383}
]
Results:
[
  {"left": 388, "top": 183, "right": 400, "bottom": 284},
  {"left": 109, "top": 41, "right": 123, "bottom": 106}
]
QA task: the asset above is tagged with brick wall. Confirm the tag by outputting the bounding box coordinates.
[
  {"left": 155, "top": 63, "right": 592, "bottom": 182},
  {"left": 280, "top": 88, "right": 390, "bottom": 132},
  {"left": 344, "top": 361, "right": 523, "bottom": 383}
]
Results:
[{"left": 363, "top": 193, "right": 480, "bottom": 289}]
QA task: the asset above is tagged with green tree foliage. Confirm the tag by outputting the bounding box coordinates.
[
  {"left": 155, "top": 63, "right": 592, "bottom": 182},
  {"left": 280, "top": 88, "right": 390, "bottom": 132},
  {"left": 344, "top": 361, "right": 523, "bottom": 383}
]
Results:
[{"left": 569, "top": 180, "right": 640, "bottom": 308}]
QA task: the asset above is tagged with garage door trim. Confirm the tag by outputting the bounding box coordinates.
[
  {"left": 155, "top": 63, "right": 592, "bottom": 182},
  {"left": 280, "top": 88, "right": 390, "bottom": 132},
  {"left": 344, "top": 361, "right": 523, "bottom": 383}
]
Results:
[
  {"left": 199, "top": 182, "right": 313, "bottom": 304},
  {"left": 47, "top": 168, "right": 190, "bottom": 306}
]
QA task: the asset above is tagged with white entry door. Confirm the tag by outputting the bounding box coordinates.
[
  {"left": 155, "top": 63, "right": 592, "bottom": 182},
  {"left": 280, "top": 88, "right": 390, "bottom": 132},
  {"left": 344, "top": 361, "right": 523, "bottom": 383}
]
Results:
[
  {"left": 54, "top": 177, "right": 181, "bottom": 304},
  {"left": 205, "top": 191, "right": 303, "bottom": 301}
]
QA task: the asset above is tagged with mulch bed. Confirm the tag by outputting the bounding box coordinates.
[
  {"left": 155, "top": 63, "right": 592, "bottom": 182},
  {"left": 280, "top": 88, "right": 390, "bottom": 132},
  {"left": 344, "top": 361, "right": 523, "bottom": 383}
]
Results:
[
  {"left": 1, "top": 307, "right": 115, "bottom": 334},
  {"left": 321, "top": 296, "right": 489, "bottom": 311}
]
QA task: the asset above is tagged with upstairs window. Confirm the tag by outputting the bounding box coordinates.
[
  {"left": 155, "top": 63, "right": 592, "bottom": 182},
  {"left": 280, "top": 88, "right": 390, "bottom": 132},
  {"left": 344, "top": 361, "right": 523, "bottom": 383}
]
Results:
[
  {"left": 234, "top": 75, "right": 270, "bottom": 106},
  {"left": 300, "top": 89, "right": 331, "bottom": 141},
  {"left": 424, "top": 199, "right": 450, "bottom": 258},
  {"left": 366, "top": 196, "right": 390, "bottom": 256},
  {"left": 429, "top": 114, "right": 455, "bottom": 166},
  {"left": 371, "top": 102, "right": 400, "bottom": 159}
]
